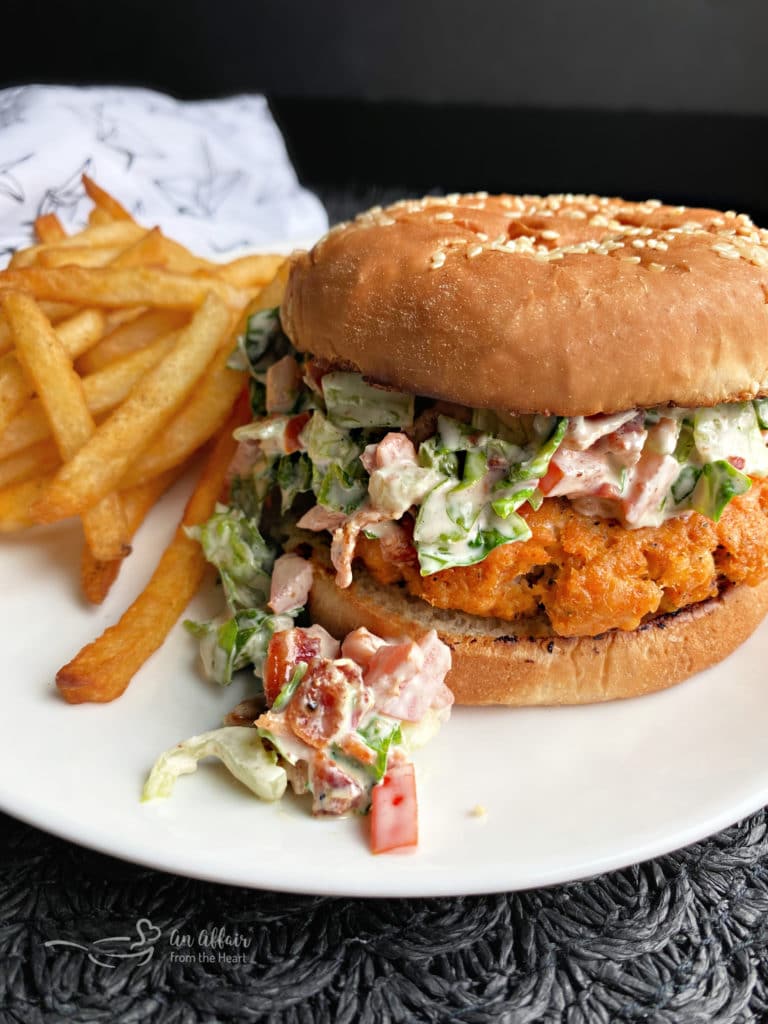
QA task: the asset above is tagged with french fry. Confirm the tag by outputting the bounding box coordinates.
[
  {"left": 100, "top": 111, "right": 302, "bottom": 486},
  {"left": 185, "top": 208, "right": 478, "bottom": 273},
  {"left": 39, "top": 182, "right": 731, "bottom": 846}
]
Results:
[
  {"left": 82, "top": 175, "right": 134, "bottom": 222},
  {"left": 0, "top": 307, "right": 106, "bottom": 437},
  {"left": 34, "top": 293, "right": 234, "bottom": 521},
  {"left": 106, "top": 227, "right": 168, "bottom": 269},
  {"left": 8, "top": 222, "right": 147, "bottom": 268},
  {"left": 39, "top": 301, "right": 82, "bottom": 323},
  {"left": 0, "top": 439, "right": 60, "bottom": 488},
  {"left": 0, "top": 351, "right": 34, "bottom": 436},
  {"left": 89, "top": 207, "right": 114, "bottom": 227},
  {"left": 0, "top": 474, "right": 52, "bottom": 532},
  {"left": 0, "top": 266, "right": 249, "bottom": 310},
  {"left": 0, "top": 330, "right": 179, "bottom": 459},
  {"left": 38, "top": 245, "right": 125, "bottom": 269},
  {"left": 216, "top": 253, "right": 285, "bottom": 290},
  {"left": 146, "top": 234, "right": 212, "bottom": 274},
  {"left": 34, "top": 213, "right": 67, "bottom": 244},
  {"left": 81, "top": 465, "right": 186, "bottom": 605},
  {"left": 56, "top": 396, "right": 249, "bottom": 703},
  {"left": 123, "top": 342, "right": 246, "bottom": 486},
  {"left": 4, "top": 292, "right": 130, "bottom": 561},
  {"left": 77, "top": 308, "right": 187, "bottom": 374}
]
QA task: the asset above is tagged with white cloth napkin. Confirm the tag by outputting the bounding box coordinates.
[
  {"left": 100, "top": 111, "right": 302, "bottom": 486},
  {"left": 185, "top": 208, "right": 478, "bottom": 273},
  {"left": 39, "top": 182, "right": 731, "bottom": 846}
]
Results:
[{"left": 0, "top": 85, "right": 328, "bottom": 261}]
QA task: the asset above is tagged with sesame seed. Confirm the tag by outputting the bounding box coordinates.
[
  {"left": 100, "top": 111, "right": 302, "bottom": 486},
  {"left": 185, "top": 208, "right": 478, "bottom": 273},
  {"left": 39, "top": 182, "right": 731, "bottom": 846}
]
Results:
[
  {"left": 434, "top": 210, "right": 454, "bottom": 221},
  {"left": 725, "top": 210, "right": 737, "bottom": 218},
  {"left": 475, "top": 232, "right": 489, "bottom": 242},
  {"left": 430, "top": 251, "right": 446, "bottom": 269},
  {"left": 540, "top": 229, "right": 560, "bottom": 240},
  {"left": 467, "top": 244, "right": 483, "bottom": 259},
  {"left": 631, "top": 239, "right": 646, "bottom": 249},
  {"left": 648, "top": 262, "right": 666, "bottom": 272},
  {"left": 621, "top": 255, "right": 642, "bottom": 264},
  {"left": 445, "top": 193, "right": 460, "bottom": 204},
  {"left": 712, "top": 242, "right": 740, "bottom": 260},
  {"left": 377, "top": 215, "right": 396, "bottom": 226}
]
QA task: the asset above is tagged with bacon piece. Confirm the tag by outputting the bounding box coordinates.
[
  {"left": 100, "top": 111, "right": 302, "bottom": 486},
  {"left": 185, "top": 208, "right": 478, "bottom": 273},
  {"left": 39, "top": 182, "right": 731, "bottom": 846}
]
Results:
[
  {"left": 285, "top": 659, "right": 369, "bottom": 748},
  {"left": 622, "top": 452, "right": 681, "bottom": 527},
  {"left": 268, "top": 553, "right": 313, "bottom": 614},
  {"left": 263, "top": 628, "right": 323, "bottom": 705},
  {"left": 377, "top": 520, "right": 418, "bottom": 566},
  {"left": 360, "top": 443, "right": 379, "bottom": 475},
  {"left": 227, "top": 439, "right": 262, "bottom": 481},
  {"left": 284, "top": 411, "right": 311, "bottom": 454},
  {"left": 266, "top": 355, "right": 302, "bottom": 414},
  {"left": 547, "top": 448, "right": 617, "bottom": 499},
  {"left": 341, "top": 626, "right": 387, "bottom": 668},
  {"left": 374, "top": 432, "right": 418, "bottom": 469},
  {"left": 566, "top": 411, "right": 638, "bottom": 450},
  {"left": 296, "top": 504, "right": 348, "bottom": 532},
  {"left": 302, "top": 624, "right": 341, "bottom": 660},
  {"left": 310, "top": 750, "right": 365, "bottom": 816},
  {"left": 223, "top": 697, "right": 265, "bottom": 726},
  {"left": 331, "top": 506, "right": 391, "bottom": 588},
  {"left": 605, "top": 414, "right": 647, "bottom": 465}
]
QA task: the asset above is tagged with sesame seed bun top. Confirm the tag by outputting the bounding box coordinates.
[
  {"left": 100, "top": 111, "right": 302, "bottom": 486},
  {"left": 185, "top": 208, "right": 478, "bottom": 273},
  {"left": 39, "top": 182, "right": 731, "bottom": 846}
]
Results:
[{"left": 280, "top": 193, "right": 768, "bottom": 416}]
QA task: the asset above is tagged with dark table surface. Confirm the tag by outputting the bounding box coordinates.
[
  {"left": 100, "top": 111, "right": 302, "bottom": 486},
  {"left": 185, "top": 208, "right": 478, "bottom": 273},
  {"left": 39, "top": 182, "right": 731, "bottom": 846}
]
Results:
[{"left": 3, "top": 185, "right": 768, "bottom": 1024}]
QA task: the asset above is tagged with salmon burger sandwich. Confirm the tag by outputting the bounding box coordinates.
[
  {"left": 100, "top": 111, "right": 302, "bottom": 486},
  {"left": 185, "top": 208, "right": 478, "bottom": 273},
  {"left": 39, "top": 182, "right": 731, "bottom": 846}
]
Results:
[{"left": 230, "top": 192, "right": 768, "bottom": 705}]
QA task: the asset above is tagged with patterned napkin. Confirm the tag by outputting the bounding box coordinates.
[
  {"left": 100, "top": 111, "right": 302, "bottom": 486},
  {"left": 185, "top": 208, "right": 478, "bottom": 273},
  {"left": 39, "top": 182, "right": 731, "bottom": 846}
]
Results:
[{"left": 0, "top": 85, "right": 328, "bottom": 260}]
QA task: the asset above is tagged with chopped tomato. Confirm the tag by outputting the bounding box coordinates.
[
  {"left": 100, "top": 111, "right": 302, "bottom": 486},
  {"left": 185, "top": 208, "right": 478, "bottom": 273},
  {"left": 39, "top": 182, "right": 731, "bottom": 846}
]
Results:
[
  {"left": 370, "top": 764, "right": 418, "bottom": 854},
  {"left": 538, "top": 461, "right": 564, "bottom": 496},
  {"left": 284, "top": 412, "right": 311, "bottom": 454}
]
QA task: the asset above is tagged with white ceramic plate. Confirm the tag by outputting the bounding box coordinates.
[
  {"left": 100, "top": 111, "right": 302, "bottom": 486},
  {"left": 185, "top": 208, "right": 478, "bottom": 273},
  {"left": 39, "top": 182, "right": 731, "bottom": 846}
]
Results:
[
  {"left": 3, "top": 238, "right": 768, "bottom": 897},
  {"left": 3, "top": 466, "right": 768, "bottom": 897}
]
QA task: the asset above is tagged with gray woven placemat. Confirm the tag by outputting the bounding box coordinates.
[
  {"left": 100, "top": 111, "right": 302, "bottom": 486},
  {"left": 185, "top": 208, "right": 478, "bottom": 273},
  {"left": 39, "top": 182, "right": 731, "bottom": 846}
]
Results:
[{"left": 2, "top": 807, "right": 767, "bottom": 1023}]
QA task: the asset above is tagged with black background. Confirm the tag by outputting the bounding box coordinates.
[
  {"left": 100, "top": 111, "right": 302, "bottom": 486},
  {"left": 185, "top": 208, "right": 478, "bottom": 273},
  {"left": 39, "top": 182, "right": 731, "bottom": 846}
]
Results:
[{"left": 2, "top": 0, "right": 768, "bottom": 221}]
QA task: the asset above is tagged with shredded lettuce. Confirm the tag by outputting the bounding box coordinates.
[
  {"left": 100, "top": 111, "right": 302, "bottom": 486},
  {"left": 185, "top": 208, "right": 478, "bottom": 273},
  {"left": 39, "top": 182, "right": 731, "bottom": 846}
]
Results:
[
  {"left": 228, "top": 308, "right": 280, "bottom": 375},
  {"left": 187, "top": 506, "right": 273, "bottom": 610},
  {"left": 693, "top": 404, "right": 768, "bottom": 477},
  {"left": 690, "top": 460, "right": 751, "bottom": 521},
  {"left": 322, "top": 372, "right": 414, "bottom": 430},
  {"left": 276, "top": 453, "right": 313, "bottom": 512},
  {"left": 300, "top": 410, "right": 361, "bottom": 469},
  {"left": 357, "top": 716, "right": 403, "bottom": 781},
  {"left": 412, "top": 415, "right": 566, "bottom": 575},
  {"left": 186, "top": 608, "right": 294, "bottom": 685},
  {"left": 299, "top": 411, "right": 368, "bottom": 514},
  {"left": 142, "top": 727, "right": 286, "bottom": 802}
]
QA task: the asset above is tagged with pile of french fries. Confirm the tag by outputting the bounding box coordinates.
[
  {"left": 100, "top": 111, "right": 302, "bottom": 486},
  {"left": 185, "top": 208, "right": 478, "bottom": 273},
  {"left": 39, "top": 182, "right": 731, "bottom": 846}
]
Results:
[{"left": 0, "top": 176, "right": 285, "bottom": 704}]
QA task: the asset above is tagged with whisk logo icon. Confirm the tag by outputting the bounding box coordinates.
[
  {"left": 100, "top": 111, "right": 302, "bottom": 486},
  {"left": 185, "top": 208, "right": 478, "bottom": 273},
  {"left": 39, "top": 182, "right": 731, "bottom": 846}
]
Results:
[{"left": 44, "top": 917, "right": 161, "bottom": 969}]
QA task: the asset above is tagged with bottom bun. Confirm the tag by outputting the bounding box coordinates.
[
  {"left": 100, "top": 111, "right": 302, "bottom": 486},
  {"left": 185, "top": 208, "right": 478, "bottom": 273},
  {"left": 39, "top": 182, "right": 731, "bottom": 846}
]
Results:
[{"left": 308, "top": 554, "right": 768, "bottom": 705}]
